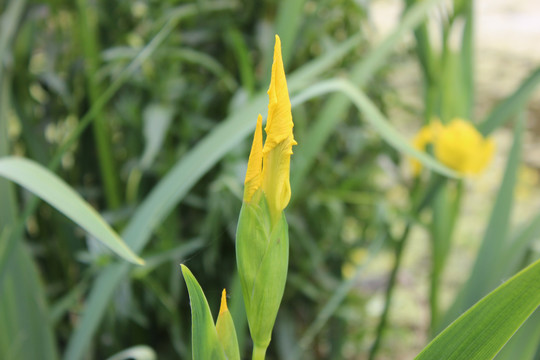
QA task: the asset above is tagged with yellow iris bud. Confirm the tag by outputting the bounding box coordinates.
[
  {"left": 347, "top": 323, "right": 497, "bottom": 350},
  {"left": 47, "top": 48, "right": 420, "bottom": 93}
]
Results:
[
  {"left": 237, "top": 34, "right": 294, "bottom": 358},
  {"left": 412, "top": 118, "right": 494, "bottom": 176},
  {"left": 243, "top": 35, "right": 297, "bottom": 224}
]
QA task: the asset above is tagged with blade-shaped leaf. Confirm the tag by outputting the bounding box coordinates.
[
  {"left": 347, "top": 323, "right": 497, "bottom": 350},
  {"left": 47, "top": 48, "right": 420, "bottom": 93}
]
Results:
[
  {"left": 478, "top": 67, "right": 540, "bottom": 136},
  {"left": 180, "top": 265, "right": 226, "bottom": 360},
  {"left": 415, "top": 257, "right": 540, "bottom": 360},
  {"left": 441, "top": 115, "right": 524, "bottom": 329},
  {"left": 0, "top": 157, "right": 143, "bottom": 265},
  {"left": 290, "top": 79, "right": 457, "bottom": 178},
  {"left": 494, "top": 308, "right": 540, "bottom": 360}
]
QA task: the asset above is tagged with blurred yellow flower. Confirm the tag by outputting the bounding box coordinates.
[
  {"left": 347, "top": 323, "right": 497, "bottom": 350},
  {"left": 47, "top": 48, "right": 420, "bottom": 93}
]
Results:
[
  {"left": 411, "top": 121, "right": 442, "bottom": 175},
  {"left": 244, "top": 35, "right": 297, "bottom": 223},
  {"left": 412, "top": 118, "right": 494, "bottom": 176}
]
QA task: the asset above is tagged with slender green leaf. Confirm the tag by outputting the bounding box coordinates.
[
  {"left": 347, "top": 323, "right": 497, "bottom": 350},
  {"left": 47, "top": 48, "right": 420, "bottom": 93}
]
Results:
[
  {"left": 495, "top": 309, "right": 540, "bottom": 360},
  {"left": 478, "top": 67, "right": 540, "bottom": 136},
  {"left": 0, "top": 0, "right": 27, "bottom": 83},
  {"left": 1, "top": 36, "right": 58, "bottom": 359},
  {"left": 441, "top": 114, "right": 524, "bottom": 330},
  {"left": 503, "top": 209, "right": 540, "bottom": 277},
  {"left": 181, "top": 265, "right": 226, "bottom": 360},
  {"left": 415, "top": 257, "right": 540, "bottom": 360},
  {"left": 77, "top": 0, "right": 121, "bottom": 210},
  {"left": 0, "top": 157, "right": 143, "bottom": 265},
  {"left": 0, "top": 242, "right": 59, "bottom": 360},
  {"left": 291, "top": 79, "right": 457, "bottom": 178},
  {"left": 226, "top": 28, "right": 255, "bottom": 94},
  {"left": 460, "top": 0, "right": 474, "bottom": 118}
]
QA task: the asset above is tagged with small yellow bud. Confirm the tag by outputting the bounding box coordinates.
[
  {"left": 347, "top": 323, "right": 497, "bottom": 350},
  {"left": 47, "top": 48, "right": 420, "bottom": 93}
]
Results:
[
  {"left": 219, "top": 288, "right": 228, "bottom": 315},
  {"left": 216, "top": 288, "right": 241, "bottom": 360}
]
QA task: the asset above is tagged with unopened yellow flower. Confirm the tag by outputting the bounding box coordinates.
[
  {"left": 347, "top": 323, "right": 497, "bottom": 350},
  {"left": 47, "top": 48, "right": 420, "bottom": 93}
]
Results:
[
  {"left": 412, "top": 118, "right": 494, "bottom": 176},
  {"left": 244, "top": 35, "right": 297, "bottom": 223}
]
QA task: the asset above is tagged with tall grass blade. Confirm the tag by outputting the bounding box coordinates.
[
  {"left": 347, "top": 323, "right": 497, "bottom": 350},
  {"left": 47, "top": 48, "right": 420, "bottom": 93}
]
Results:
[
  {"left": 0, "top": 0, "right": 27, "bottom": 83},
  {"left": 494, "top": 309, "right": 540, "bottom": 360},
  {"left": 478, "top": 67, "right": 540, "bottom": 136},
  {"left": 76, "top": 0, "right": 122, "bottom": 209},
  {"left": 181, "top": 265, "right": 226, "bottom": 360},
  {"left": 291, "top": 79, "right": 457, "bottom": 178},
  {"left": 503, "top": 209, "right": 540, "bottom": 276},
  {"left": 0, "top": 243, "right": 59, "bottom": 360},
  {"left": 0, "top": 157, "right": 144, "bottom": 265},
  {"left": 460, "top": 0, "right": 474, "bottom": 118},
  {"left": 1, "top": 25, "right": 58, "bottom": 357},
  {"left": 441, "top": 113, "right": 525, "bottom": 330},
  {"left": 415, "top": 257, "right": 540, "bottom": 360}
]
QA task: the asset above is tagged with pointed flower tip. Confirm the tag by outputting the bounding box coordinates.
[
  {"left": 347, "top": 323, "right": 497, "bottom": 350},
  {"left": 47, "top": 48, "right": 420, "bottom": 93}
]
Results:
[
  {"left": 243, "top": 115, "right": 264, "bottom": 202},
  {"left": 263, "top": 34, "right": 295, "bottom": 155},
  {"left": 219, "top": 288, "right": 228, "bottom": 315}
]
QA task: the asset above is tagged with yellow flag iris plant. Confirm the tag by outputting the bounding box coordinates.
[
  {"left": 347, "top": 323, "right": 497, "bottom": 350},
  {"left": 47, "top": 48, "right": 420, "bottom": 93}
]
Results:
[
  {"left": 237, "top": 34, "right": 296, "bottom": 359},
  {"left": 181, "top": 35, "right": 294, "bottom": 360}
]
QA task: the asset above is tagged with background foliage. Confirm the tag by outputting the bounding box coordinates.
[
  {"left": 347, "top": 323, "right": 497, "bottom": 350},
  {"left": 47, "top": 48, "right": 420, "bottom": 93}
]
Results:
[{"left": 0, "top": 0, "right": 539, "bottom": 359}]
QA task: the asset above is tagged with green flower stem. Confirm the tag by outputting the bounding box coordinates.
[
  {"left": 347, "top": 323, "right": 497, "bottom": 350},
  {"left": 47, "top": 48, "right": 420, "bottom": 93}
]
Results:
[
  {"left": 368, "top": 222, "right": 411, "bottom": 360},
  {"left": 252, "top": 345, "right": 267, "bottom": 360},
  {"left": 369, "top": 175, "right": 446, "bottom": 360}
]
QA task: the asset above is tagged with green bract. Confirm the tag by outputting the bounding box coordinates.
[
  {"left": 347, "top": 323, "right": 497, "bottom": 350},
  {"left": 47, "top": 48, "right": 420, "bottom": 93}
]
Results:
[
  {"left": 236, "top": 190, "right": 289, "bottom": 352},
  {"left": 180, "top": 265, "right": 227, "bottom": 360}
]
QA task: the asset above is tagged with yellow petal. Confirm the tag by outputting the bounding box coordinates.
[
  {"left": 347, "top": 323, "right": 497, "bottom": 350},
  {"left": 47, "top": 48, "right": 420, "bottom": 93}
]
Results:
[
  {"left": 263, "top": 35, "right": 297, "bottom": 155},
  {"left": 244, "top": 115, "right": 263, "bottom": 202},
  {"left": 219, "top": 288, "right": 228, "bottom": 315},
  {"left": 410, "top": 120, "right": 442, "bottom": 176},
  {"left": 261, "top": 35, "right": 296, "bottom": 223},
  {"left": 434, "top": 119, "right": 494, "bottom": 175}
]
